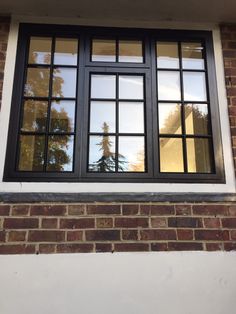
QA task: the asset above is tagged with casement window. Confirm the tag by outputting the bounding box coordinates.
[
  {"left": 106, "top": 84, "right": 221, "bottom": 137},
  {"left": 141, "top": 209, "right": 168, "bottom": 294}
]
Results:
[{"left": 4, "top": 24, "right": 224, "bottom": 183}]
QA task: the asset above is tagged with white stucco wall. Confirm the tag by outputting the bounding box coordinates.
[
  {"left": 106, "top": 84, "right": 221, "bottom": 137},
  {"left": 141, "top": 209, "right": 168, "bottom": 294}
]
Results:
[{"left": 0, "top": 252, "right": 236, "bottom": 314}]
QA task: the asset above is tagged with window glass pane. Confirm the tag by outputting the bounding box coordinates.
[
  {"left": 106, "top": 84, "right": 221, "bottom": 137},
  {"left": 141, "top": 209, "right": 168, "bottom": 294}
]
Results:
[
  {"left": 52, "top": 68, "right": 77, "bottom": 98},
  {"left": 119, "top": 75, "right": 143, "bottom": 100},
  {"left": 92, "top": 39, "right": 116, "bottom": 62},
  {"left": 183, "top": 72, "right": 207, "bottom": 101},
  {"left": 119, "top": 102, "right": 144, "bottom": 133},
  {"left": 28, "top": 37, "right": 51, "bottom": 64},
  {"left": 91, "top": 75, "right": 116, "bottom": 99},
  {"left": 160, "top": 137, "right": 184, "bottom": 172},
  {"left": 119, "top": 40, "right": 143, "bottom": 63},
  {"left": 159, "top": 103, "right": 182, "bottom": 134},
  {"left": 187, "top": 138, "right": 212, "bottom": 173},
  {"left": 47, "top": 135, "right": 74, "bottom": 171},
  {"left": 54, "top": 38, "right": 78, "bottom": 65},
  {"left": 21, "top": 100, "right": 48, "bottom": 132},
  {"left": 182, "top": 42, "right": 204, "bottom": 69},
  {"left": 90, "top": 101, "right": 116, "bottom": 133},
  {"left": 88, "top": 135, "right": 116, "bottom": 172},
  {"left": 24, "top": 68, "right": 50, "bottom": 97},
  {"left": 156, "top": 42, "right": 179, "bottom": 69},
  {"left": 158, "top": 71, "right": 181, "bottom": 101},
  {"left": 50, "top": 100, "right": 75, "bottom": 133},
  {"left": 185, "top": 103, "right": 209, "bottom": 135},
  {"left": 18, "top": 135, "right": 45, "bottom": 171},
  {"left": 118, "top": 136, "right": 145, "bottom": 172}
]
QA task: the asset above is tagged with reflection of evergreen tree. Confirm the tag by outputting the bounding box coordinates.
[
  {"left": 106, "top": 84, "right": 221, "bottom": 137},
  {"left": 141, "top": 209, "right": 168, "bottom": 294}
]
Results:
[
  {"left": 90, "top": 122, "right": 126, "bottom": 172},
  {"left": 20, "top": 51, "right": 72, "bottom": 171}
]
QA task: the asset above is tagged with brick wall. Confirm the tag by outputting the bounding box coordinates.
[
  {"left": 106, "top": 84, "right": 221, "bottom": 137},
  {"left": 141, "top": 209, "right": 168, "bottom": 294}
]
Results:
[
  {"left": 221, "top": 24, "right": 236, "bottom": 176},
  {"left": 0, "top": 16, "right": 10, "bottom": 110},
  {"left": 0, "top": 203, "right": 235, "bottom": 254}
]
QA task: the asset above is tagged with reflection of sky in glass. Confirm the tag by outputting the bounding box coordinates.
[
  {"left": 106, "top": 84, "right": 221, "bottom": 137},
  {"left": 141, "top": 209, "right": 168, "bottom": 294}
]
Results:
[
  {"left": 47, "top": 135, "right": 74, "bottom": 171},
  {"left": 89, "top": 135, "right": 116, "bottom": 171},
  {"left": 158, "top": 103, "right": 181, "bottom": 134},
  {"left": 50, "top": 100, "right": 75, "bottom": 132},
  {"left": 90, "top": 101, "right": 116, "bottom": 133},
  {"left": 158, "top": 71, "right": 181, "bottom": 101},
  {"left": 156, "top": 42, "right": 179, "bottom": 69},
  {"left": 183, "top": 72, "right": 207, "bottom": 101},
  {"left": 119, "top": 136, "right": 145, "bottom": 171},
  {"left": 91, "top": 75, "right": 116, "bottom": 99},
  {"left": 52, "top": 68, "right": 77, "bottom": 98},
  {"left": 54, "top": 38, "right": 78, "bottom": 65},
  {"left": 119, "top": 76, "right": 143, "bottom": 100},
  {"left": 119, "top": 102, "right": 144, "bottom": 133}
]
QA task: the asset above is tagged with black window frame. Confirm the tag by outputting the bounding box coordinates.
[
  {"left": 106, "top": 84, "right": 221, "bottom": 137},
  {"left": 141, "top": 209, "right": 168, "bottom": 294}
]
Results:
[{"left": 3, "top": 23, "right": 225, "bottom": 183}]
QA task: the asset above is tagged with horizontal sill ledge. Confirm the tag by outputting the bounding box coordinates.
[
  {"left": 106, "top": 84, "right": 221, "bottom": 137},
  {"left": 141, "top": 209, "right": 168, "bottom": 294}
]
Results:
[{"left": 0, "top": 193, "right": 236, "bottom": 203}]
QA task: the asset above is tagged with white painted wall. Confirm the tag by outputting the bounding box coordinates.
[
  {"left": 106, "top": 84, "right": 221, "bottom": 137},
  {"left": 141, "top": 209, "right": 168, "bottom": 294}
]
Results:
[{"left": 0, "top": 252, "right": 236, "bottom": 314}]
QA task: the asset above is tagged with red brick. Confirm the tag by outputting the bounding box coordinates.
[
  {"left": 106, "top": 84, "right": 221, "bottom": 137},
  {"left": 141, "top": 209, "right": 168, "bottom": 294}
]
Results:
[
  {"left": 0, "top": 205, "right": 10, "bottom": 216},
  {"left": 0, "top": 245, "right": 35, "bottom": 254},
  {"left": 0, "top": 231, "right": 5, "bottom": 242},
  {"left": 95, "top": 243, "right": 112, "bottom": 252},
  {"left": 96, "top": 218, "right": 113, "bottom": 228},
  {"left": 67, "top": 231, "right": 83, "bottom": 241},
  {"left": 168, "top": 217, "right": 202, "bottom": 228},
  {"left": 30, "top": 205, "right": 66, "bottom": 216},
  {"left": 140, "top": 229, "right": 176, "bottom": 240},
  {"left": 224, "top": 242, "right": 236, "bottom": 251},
  {"left": 57, "top": 244, "right": 93, "bottom": 253},
  {"left": 195, "top": 230, "right": 229, "bottom": 241},
  {"left": 39, "top": 244, "right": 56, "bottom": 254},
  {"left": 192, "top": 205, "right": 229, "bottom": 216},
  {"left": 175, "top": 205, "right": 192, "bottom": 216},
  {"left": 222, "top": 218, "right": 236, "bottom": 228},
  {"left": 28, "top": 230, "right": 65, "bottom": 242},
  {"left": 12, "top": 205, "right": 29, "bottom": 216},
  {"left": 68, "top": 205, "right": 85, "bottom": 215},
  {"left": 140, "top": 205, "right": 174, "bottom": 215},
  {"left": 122, "top": 229, "right": 138, "bottom": 241},
  {"left": 87, "top": 204, "right": 120, "bottom": 215},
  {"left": 223, "top": 50, "right": 236, "bottom": 58},
  {"left": 168, "top": 242, "right": 203, "bottom": 251},
  {"left": 206, "top": 243, "right": 223, "bottom": 251},
  {"left": 177, "top": 229, "right": 193, "bottom": 240},
  {"left": 204, "top": 218, "right": 221, "bottom": 228},
  {"left": 151, "top": 217, "right": 167, "bottom": 228},
  {"left": 42, "top": 218, "right": 58, "bottom": 229},
  {"left": 230, "top": 230, "right": 236, "bottom": 240},
  {"left": 114, "top": 243, "right": 149, "bottom": 252},
  {"left": 85, "top": 230, "right": 120, "bottom": 241},
  {"left": 151, "top": 243, "right": 168, "bottom": 251},
  {"left": 229, "top": 205, "right": 236, "bottom": 216},
  {"left": 8, "top": 231, "right": 26, "bottom": 242},
  {"left": 60, "top": 218, "right": 94, "bottom": 229},
  {"left": 122, "top": 204, "right": 139, "bottom": 215},
  {"left": 4, "top": 218, "right": 38, "bottom": 229},
  {"left": 115, "top": 218, "right": 148, "bottom": 228}
]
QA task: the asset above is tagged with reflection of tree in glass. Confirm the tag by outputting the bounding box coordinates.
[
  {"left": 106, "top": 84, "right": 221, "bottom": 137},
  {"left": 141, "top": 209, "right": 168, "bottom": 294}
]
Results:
[
  {"left": 161, "top": 104, "right": 208, "bottom": 134},
  {"left": 129, "top": 148, "right": 145, "bottom": 172},
  {"left": 21, "top": 53, "right": 73, "bottom": 172},
  {"left": 90, "top": 122, "right": 126, "bottom": 172}
]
